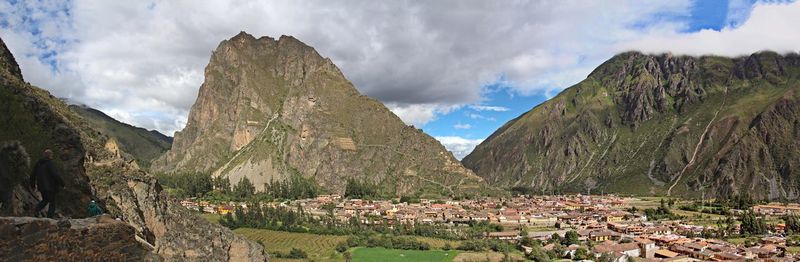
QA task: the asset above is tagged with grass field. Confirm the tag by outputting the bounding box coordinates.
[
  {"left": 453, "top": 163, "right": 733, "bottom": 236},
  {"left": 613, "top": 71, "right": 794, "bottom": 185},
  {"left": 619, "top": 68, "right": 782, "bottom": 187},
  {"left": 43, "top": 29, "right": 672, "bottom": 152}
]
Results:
[
  {"left": 352, "top": 247, "right": 458, "bottom": 262},
  {"left": 200, "top": 213, "right": 222, "bottom": 224},
  {"left": 234, "top": 228, "right": 349, "bottom": 261}
]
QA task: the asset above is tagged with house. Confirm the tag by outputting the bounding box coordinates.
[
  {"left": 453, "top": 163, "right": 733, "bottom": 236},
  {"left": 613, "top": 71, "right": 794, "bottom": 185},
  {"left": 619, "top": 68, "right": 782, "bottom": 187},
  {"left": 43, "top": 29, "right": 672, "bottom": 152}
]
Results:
[
  {"left": 711, "top": 252, "right": 745, "bottom": 261},
  {"left": 528, "top": 230, "right": 567, "bottom": 241},
  {"left": 655, "top": 249, "right": 680, "bottom": 259},
  {"left": 589, "top": 230, "right": 618, "bottom": 242},
  {"left": 218, "top": 205, "right": 234, "bottom": 215},
  {"left": 593, "top": 242, "right": 641, "bottom": 258},
  {"left": 634, "top": 238, "right": 657, "bottom": 258},
  {"left": 604, "top": 212, "right": 626, "bottom": 223},
  {"left": 528, "top": 214, "right": 557, "bottom": 226},
  {"left": 485, "top": 231, "right": 520, "bottom": 241}
]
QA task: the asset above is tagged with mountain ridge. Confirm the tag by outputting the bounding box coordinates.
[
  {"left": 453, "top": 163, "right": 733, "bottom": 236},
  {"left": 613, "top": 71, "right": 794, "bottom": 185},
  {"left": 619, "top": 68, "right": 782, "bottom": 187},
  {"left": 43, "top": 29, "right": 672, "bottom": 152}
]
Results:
[
  {"left": 463, "top": 51, "right": 800, "bottom": 200},
  {"left": 69, "top": 104, "right": 172, "bottom": 169}
]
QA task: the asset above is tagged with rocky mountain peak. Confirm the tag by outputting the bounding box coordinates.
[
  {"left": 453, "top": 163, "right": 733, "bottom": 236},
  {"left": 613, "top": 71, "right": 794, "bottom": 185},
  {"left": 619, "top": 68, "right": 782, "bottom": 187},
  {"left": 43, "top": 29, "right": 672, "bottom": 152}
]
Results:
[
  {"left": 0, "top": 38, "right": 23, "bottom": 82},
  {"left": 154, "top": 33, "right": 488, "bottom": 197}
]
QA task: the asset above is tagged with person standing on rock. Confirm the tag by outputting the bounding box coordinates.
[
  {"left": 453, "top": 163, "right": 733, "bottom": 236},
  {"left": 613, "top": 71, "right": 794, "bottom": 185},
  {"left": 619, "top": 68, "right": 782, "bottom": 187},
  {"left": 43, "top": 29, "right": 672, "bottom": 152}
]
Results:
[{"left": 30, "top": 149, "right": 64, "bottom": 218}]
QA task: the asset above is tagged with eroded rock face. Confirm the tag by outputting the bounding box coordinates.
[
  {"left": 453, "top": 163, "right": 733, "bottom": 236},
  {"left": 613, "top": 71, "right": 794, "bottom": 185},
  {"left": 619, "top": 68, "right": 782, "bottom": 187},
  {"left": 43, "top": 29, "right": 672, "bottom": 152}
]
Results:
[
  {"left": 0, "top": 36, "right": 268, "bottom": 261},
  {"left": 464, "top": 52, "right": 800, "bottom": 200},
  {"left": 88, "top": 161, "right": 268, "bottom": 261},
  {"left": 153, "top": 32, "right": 488, "bottom": 197},
  {"left": 0, "top": 216, "right": 157, "bottom": 261}
]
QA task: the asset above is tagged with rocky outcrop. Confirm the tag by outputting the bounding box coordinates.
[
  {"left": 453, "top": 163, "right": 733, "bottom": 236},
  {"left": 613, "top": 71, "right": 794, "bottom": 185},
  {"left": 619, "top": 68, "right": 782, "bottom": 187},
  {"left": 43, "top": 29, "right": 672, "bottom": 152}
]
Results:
[
  {"left": 152, "top": 32, "right": 488, "bottom": 197},
  {"left": 0, "top": 36, "right": 268, "bottom": 261},
  {"left": 0, "top": 216, "right": 157, "bottom": 261},
  {"left": 0, "top": 38, "right": 22, "bottom": 80},
  {"left": 88, "top": 161, "right": 267, "bottom": 261},
  {"left": 464, "top": 52, "right": 800, "bottom": 200}
]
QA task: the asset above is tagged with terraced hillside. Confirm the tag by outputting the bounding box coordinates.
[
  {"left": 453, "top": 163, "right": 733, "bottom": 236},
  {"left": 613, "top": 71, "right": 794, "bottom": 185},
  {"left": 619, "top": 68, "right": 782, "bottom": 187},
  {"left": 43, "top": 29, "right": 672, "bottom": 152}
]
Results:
[{"left": 464, "top": 52, "right": 800, "bottom": 200}]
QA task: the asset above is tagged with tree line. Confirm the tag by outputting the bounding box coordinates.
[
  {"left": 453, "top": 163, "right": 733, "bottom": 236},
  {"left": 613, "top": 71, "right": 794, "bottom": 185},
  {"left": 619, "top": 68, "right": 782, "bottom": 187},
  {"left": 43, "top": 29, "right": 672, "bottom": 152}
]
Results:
[
  {"left": 155, "top": 172, "right": 319, "bottom": 201},
  {"left": 218, "top": 202, "right": 505, "bottom": 240}
]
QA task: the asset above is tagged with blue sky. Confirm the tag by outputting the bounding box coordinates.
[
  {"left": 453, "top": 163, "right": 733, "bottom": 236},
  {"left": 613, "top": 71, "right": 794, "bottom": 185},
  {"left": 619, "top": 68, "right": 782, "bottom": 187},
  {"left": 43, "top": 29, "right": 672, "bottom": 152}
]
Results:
[
  {"left": 423, "top": 0, "right": 773, "bottom": 158},
  {"left": 1, "top": 0, "right": 798, "bottom": 159}
]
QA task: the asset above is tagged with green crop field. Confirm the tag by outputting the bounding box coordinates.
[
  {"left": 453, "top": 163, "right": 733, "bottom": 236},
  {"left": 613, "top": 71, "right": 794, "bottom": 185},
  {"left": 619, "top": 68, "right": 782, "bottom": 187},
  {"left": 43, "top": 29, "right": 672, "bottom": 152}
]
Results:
[
  {"left": 351, "top": 247, "right": 458, "bottom": 262},
  {"left": 233, "top": 228, "right": 349, "bottom": 261}
]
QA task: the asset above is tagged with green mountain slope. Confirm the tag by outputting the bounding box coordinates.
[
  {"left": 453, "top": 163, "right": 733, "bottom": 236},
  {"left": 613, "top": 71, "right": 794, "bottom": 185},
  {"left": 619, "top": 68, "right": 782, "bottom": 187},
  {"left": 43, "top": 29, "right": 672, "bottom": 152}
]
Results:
[
  {"left": 463, "top": 52, "right": 800, "bottom": 200},
  {"left": 152, "top": 32, "right": 489, "bottom": 197},
  {"left": 69, "top": 105, "right": 172, "bottom": 168}
]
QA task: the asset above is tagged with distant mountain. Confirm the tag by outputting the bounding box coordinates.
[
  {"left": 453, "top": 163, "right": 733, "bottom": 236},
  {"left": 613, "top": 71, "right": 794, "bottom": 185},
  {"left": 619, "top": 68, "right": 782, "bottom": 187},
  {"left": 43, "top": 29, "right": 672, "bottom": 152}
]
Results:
[
  {"left": 69, "top": 104, "right": 172, "bottom": 168},
  {"left": 463, "top": 51, "right": 800, "bottom": 200},
  {"left": 152, "top": 32, "right": 489, "bottom": 197},
  {"left": 0, "top": 36, "right": 267, "bottom": 260}
]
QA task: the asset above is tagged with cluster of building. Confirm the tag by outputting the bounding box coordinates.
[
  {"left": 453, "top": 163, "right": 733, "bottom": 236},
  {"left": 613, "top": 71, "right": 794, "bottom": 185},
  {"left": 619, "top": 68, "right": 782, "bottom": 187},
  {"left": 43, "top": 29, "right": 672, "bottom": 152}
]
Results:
[
  {"left": 527, "top": 225, "right": 796, "bottom": 261},
  {"left": 179, "top": 199, "right": 235, "bottom": 215},
  {"left": 179, "top": 194, "right": 799, "bottom": 261}
]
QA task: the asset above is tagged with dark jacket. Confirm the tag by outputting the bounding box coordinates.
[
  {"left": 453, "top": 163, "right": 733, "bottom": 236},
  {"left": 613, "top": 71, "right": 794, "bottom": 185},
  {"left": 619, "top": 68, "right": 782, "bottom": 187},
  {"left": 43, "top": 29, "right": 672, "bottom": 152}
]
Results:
[{"left": 30, "top": 158, "right": 64, "bottom": 192}]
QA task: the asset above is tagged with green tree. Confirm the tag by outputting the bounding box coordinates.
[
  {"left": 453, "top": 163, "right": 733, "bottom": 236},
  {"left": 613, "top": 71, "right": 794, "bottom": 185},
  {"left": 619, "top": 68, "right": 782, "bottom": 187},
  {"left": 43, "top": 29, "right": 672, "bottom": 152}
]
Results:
[
  {"left": 214, "top": 176, "right": 231, "bottom": 193},
  {"left": 597, "top": 252, "right": 615, "bottom": 262},
  {"left": 526, "top": 242, "right": 550, "bottom": 262},
  {"left": 785, "top": 214, "right": 800, "bottom": 234},
  {"left": 573, "top": 247, "right": 592, "bottom": 260},
  {"left": 233, "top": 177, "right": 255, "bottom": 199},
  {"left": 740, "top": 210, "right": 767, "bottom": 235},
  {"left": 288, "top": 248, "right": 307, "bottom": 259},
  {"left": 562, "top": 230, "right": 580, "bottom": 245}
]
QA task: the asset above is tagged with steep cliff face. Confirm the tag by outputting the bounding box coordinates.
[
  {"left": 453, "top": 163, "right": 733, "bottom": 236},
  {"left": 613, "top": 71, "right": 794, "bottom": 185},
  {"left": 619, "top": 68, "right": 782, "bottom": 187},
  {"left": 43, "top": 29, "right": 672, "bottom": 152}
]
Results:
[
  {"left": 463, "top": 52, "right": 800, "bottom": 200},
  {"left": 0, "top": 37, "right": 268, "bottom": 261},
  {"left": 152, "top": 32, "right": 486, "bottom": 197}
]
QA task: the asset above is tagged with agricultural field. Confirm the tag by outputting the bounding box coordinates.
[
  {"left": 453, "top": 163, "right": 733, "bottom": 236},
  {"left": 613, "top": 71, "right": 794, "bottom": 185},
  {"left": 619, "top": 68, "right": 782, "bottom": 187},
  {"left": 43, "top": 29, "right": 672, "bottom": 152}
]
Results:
[
  {"left": 234, "top": 228, "right": 348, "bottom": 261},
  {"left": 351, "top": 247, "right": 458, "bottom": 262}
]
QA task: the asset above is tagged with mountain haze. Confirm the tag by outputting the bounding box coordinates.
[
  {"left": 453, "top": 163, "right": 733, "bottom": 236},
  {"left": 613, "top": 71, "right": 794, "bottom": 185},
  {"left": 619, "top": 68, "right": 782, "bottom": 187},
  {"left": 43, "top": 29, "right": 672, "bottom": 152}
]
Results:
[
  {"left": 152, "top": 32, "right": 487, "bottom": 197},
  {"left": 463, "top": 51, "right": 800, "bottom": 200}
]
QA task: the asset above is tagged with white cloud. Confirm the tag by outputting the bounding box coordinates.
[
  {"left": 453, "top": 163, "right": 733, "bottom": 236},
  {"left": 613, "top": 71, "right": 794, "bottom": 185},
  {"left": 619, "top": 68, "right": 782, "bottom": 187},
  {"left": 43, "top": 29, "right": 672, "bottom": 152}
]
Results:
[
  {"left": 468, "top": 113, "right": 496, "bottom": 121},
  {"left": 620, "top": 1, "right": 800, "bottom": 56},
  {"left": 1, "top": 0, "right": 700, "bottom": 134},
  {"left": 469, "top": 105, "right": 510, "bottom": 112},
  {"left": 7, "top": 0, "right": 797, "bottom": 138},
  {"left": 454, "top": 123, "right": 472, "bottom": 130},
  {"left": 434, "top": 136, "right": 484, "bottom": 160},
  {"left": 386, "top": 103, "right": 459, "bottom": 127}
]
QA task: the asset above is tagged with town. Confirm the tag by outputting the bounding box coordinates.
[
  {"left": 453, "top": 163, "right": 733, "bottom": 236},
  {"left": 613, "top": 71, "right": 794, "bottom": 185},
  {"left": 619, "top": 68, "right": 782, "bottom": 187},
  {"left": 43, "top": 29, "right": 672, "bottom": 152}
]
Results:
[{"left": 181, "top": 194, "right": 800, "bottom": 261}]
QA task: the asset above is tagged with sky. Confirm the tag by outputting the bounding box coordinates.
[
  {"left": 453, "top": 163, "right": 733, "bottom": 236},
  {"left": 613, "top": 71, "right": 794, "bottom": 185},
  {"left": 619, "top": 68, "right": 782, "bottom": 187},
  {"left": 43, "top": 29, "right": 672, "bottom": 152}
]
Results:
[{"left": 1, "top": 0, "right": 798, "bottom": 159}]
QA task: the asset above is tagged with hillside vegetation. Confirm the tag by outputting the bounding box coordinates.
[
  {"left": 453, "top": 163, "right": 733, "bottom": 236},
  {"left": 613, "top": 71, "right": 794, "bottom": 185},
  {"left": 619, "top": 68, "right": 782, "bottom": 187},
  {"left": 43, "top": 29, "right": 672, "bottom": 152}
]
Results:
[
  {"left": 464, "top": 52, "right": 800, "bottom": 200},
  {"left": 69, "top": 105, "right": 171, "bottom": 168}
]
